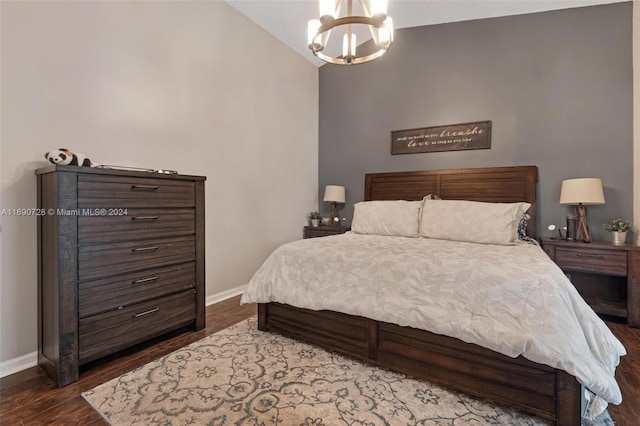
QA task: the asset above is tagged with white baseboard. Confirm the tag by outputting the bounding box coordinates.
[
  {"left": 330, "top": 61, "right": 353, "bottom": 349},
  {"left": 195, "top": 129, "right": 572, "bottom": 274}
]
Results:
[
  {"left": 0, "top": 351, "right": 38, "bottom": 378},
  {"left": 0, "top": 286, "right": 247, "bottom": 379},
  {"left": 205, "top": 284, "right": 247, "bottom": 306}
]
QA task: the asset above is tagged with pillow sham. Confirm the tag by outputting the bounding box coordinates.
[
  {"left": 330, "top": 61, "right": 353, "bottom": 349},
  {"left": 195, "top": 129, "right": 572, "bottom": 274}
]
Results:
[
  {"left": 351, "top": 200, "right": 423, "bottom": 237},
  {"left": 419, "top": 199, "right": 531, "bottom": 245}
]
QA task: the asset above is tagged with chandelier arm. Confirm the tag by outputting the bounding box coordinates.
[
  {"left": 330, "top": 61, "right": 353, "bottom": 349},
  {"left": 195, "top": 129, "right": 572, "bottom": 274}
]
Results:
[
  {"left": 317, "top": 15, "right": 385, "bottom": 33},
  {"left": 360, "top": 0, "right": 381, "bottom": 46},
  {"left": 311, "top": 16, "right": 391, "bottom": 50},
  {"left": 314, "top": 47, "right": 386, "bottom": 65},
  {"left": 322, "top": 28, "right": 332, "bottom": 49},
  {"left": 335, "top": 0, "right": 343, "bottom": 19},
  {"left": 358, "top": 0, "right": 370, "bottom": 17}
]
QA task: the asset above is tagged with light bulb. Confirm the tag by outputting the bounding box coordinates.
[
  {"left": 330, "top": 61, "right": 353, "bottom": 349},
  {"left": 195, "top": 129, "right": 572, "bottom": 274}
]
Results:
[
  {"left": 378, "top": 16, "right": 393, "bottom": 48},
  {"left": 319, "top": 0, "right": 337, "bottom": 24},
  {"left": 370, "top": 0, "right": 387, "bottom": 20},
  {"left": 342, "top": 32, "right": 356, "bottom": 61},
  {"left": 307, "top": 19, "right": 322, "bottom": 49}
]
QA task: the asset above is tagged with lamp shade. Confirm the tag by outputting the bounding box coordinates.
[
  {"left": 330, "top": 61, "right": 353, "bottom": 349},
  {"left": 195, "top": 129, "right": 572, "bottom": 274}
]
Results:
[
  {"left": 559, "top": 178, "right": 605, "bottom": 205},
  {"left": 323, "top": 185, "right": 345, "bottom": 203}
]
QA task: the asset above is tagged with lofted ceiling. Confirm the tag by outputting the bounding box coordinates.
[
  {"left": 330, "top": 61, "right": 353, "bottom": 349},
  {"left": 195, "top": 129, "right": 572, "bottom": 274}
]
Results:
[{"left": 225, "top": 0, "right": 625, "bottom": 66}]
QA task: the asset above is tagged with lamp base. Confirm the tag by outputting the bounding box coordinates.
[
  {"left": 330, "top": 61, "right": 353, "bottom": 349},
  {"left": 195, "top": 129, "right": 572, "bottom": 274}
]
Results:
[
  {"left": 330, "top": 202, "right": 340, "bottom": 227},
  {"left": 575, "top": 204, "right": 592, "bottom": 243}
]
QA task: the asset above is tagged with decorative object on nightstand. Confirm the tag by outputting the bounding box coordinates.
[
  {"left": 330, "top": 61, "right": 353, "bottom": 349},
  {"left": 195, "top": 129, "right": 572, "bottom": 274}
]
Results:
[
  {"left": 604, "top": 218, "right": 634, "bottom": 245},
  {"left": 541, "top": 237, "right": 640, "bottom": 327},
  {"left": 547, "top": 224, "right": 567, "bottom": 239},
  {"left": 323, "top": 185, "right": 346, "bottom": 227},
  {"left": 308, "top": 211, "right": 322, "bottom": 227},
  {"left": 559, "top": 178, "right": 605, "bottom": 243},
  {"left": 565, "top": 215, "right": 577, "bottom": 241}
]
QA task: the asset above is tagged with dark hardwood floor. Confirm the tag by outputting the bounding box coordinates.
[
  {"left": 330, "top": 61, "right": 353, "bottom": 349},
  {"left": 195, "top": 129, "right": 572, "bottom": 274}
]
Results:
[
  {"left": 0, "top": 295, "right": 256, "bottom": 425},
  {"left": 1, "top": 296, "right": 638, "bottom": 425},
  {"left": 606, "top": 321, "right": 640, "bottom": 425}
]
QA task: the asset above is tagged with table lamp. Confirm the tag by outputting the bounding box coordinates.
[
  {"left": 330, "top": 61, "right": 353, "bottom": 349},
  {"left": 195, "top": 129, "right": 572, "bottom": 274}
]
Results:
[
  {"left": 559, "top": 178, "right": 605, "bottom": 243},
  {"left": 323, "top": 185, "right": 345, "bottom": 226}
]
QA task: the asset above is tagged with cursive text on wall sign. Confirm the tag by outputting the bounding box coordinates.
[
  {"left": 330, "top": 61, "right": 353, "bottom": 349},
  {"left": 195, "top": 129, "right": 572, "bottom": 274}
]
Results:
[{"left": 391, "top": 121, "right": 492, "bottom": 155}]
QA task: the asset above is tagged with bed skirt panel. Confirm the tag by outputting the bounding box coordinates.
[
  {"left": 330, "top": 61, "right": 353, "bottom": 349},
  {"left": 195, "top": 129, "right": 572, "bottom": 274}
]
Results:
[{"left": 257, "top": 302, "right": 581, "bottom": 425}]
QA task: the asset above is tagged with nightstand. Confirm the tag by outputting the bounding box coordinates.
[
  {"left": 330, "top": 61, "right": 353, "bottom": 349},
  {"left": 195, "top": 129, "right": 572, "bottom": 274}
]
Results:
[
  {"left": 303, "top": 225, "right": 348, "bottom": 239},
  {"left": 540, "top": 238, "right": 640, "bottom": 327}
]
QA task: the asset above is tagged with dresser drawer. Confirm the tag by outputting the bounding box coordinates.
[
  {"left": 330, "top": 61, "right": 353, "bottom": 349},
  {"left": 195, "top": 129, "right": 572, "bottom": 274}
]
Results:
[
  {"left": 78, "top": 208, "right": 195, "bottom": 244},
  {"left": 78, "top": 175, "right": 195, "bottom": 208},
  {"left": 78, "top": 235, "right": 195, "bottom": 281},
  {"left": 303, "top": 226, "right": 348, "bottom": 238},
  {"left": 555, "top": 247, "right": 627, "bottom": 276},
  {"left": 79, "top": 262, "right": 195, "bottom": 318},
  {"left": 79, "top": 290, "right": 195, "bottom": 363}
]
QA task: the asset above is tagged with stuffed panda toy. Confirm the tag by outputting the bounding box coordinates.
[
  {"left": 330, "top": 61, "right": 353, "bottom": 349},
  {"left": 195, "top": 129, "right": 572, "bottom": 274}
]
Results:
[{"left": 45, "top": 148, "right": 95, "bottom": 167}]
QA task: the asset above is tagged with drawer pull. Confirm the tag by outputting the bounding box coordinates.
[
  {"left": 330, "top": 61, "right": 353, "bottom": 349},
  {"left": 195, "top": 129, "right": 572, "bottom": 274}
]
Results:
[
  {"left": 132, "top": 275, "right": 159, "bottom": 285},
  {"left": 576, "top": 253, "right": 604, "bottom": 259},
  {"left": 131, "top": 184, "right": 159, "bottom": 191},
  {"left": 131, "top": 216, "right": 160, "bottom": 221},
  {"left": 133, "top": 308, "right": 159, "bottom": 318},
  {"left": 132, "top": 245, "right": 159, "bottom": 253}
]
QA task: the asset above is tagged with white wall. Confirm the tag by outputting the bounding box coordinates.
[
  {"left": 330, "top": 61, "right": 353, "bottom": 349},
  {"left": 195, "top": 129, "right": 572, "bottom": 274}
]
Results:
[{"left": 0, "top": 1, "right": 318, "bottom": 373}]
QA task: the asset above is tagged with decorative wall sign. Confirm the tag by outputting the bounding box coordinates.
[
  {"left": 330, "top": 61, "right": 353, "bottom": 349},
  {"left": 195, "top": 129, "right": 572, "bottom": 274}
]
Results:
[{"left": 391, "top": 121, "right": 491, "bottom": 155}]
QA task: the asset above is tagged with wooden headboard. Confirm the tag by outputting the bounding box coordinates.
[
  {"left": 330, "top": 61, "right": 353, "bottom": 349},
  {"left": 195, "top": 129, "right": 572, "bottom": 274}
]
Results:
[{"left": 364, "top": 165, "right": 538, "bottom": 238}]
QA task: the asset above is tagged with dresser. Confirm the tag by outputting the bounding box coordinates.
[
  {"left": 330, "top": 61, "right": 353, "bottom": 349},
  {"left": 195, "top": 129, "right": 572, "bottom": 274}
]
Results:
[
  {"left": 540, "top": 238, "right": 640, "bottom": 327},
  {"left": 36, "top": 165, "right": 206, "bottom": 387}
]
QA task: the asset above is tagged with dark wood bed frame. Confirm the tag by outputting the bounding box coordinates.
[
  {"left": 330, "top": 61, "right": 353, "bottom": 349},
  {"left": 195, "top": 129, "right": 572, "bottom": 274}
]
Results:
[{"left": 258, "top": 165, "right": 582, "bottom": 425}]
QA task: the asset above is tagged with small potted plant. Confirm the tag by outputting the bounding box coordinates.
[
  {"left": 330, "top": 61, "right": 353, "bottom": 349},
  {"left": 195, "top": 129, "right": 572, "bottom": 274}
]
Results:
[
  {"left": 604, "top": 218, "right": 633, "bottom": 245},
  {"left": 308, "top": 211, "right": 322, "bottom": 227}
]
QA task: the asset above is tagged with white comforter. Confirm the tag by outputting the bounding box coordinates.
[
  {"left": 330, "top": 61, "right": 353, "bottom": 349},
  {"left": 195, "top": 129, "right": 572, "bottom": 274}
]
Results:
[{"left": 241, "top": 233, "right": 626, "bottom": 410}]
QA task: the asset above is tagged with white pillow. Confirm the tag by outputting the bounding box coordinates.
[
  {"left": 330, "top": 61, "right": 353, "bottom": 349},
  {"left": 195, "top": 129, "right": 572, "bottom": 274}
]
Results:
[
  {"left": 419, "top": 199, "right": 531, "bottom": 245},
  {"left": 351, "top": 200, "right": 422, "bottom": 237}
]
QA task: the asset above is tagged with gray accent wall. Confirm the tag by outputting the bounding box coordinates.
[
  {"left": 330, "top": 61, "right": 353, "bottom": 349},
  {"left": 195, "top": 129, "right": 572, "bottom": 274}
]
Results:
[{"left": 319, "top": 2, "right": 633, "bottom": 241}]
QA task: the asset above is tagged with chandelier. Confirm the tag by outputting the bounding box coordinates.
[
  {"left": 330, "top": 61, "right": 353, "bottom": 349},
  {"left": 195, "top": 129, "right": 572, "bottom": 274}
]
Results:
[{"left": 307, "top": 0, "right": 394, "bottom": 65}]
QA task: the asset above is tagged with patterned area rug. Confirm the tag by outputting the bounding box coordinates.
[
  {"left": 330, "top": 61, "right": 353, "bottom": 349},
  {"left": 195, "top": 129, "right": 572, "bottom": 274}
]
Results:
[{"left": 83, "top": 317, "right": 548, "bottom": 425}]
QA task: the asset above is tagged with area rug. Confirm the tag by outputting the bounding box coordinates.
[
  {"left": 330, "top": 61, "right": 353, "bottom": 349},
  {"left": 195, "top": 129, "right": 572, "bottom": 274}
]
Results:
[{"left": 83, "top": 317, "right": 547, "bottom": 425}]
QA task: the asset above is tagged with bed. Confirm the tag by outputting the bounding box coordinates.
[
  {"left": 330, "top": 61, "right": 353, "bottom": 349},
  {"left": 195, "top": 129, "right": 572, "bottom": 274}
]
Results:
[{"left": 241, "top": 165, "right": 625, "bottom": 425}]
